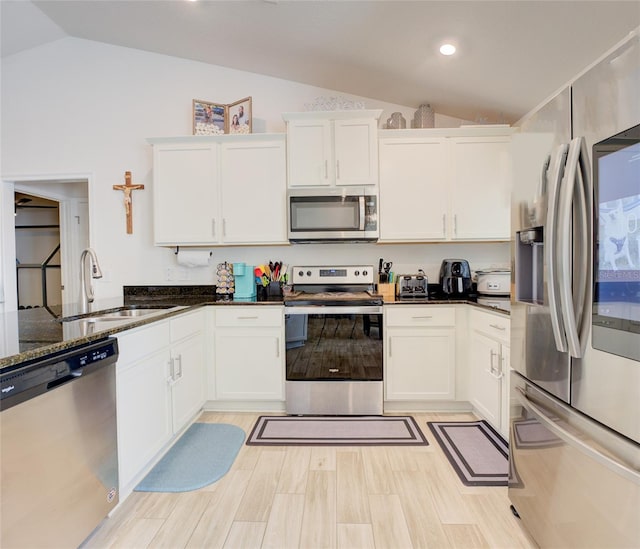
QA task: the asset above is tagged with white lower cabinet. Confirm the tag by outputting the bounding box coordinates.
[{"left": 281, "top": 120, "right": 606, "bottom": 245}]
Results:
[
  {"left": 385, "top": 306, "right": 456, "bottom": 401},
  {"left": 468, "top": 309, "right": 510, "bottom": 438},
  {"left": 169, "top": 310, "right": 206, "bottom": 430},
  {"left": 214, "top": 306, "right": 285, "bottom": 401},
  {"left": 116, "top": 309, "right": 205, "bottom": 495}
]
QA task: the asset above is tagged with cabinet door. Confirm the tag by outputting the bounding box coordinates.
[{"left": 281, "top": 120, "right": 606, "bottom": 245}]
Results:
[
  {"left": 499, "top": 344, "right": 510, "bottom": 440},
  {"left": 117, "top": 349, "right": 172, "bottom": 490},
  {"left": 215, "top": 328, "right": 284, "bottom": 400},
  {"left": 449, "top": 136, "right": 511, "bottom": 240},
  {"left": 171, "top": 333, "right": 205, "bottom": 432},
  {"left": 379, "top": 138, "right": 448, "bottom": 241},
  {"left": 220, "top": 139, "right": 287, "bottom": 244},
  {"left": 334, "top": 118, "right": 379, "bottom": 186},
  {"left": 287, "top": 120, "right": 332, "bottom": 187},
  {"left": 386, "top": 327, "right": 456, "bottom": 400},
  {"left": 153, "top": 143, "right": 220, "bottom": 245},
  {"left": 469, "top": 330, "right": 502, "bottom": 428}
]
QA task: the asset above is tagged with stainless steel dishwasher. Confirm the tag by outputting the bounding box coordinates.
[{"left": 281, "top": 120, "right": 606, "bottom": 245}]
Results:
[{"left": 1, "top": 338, "right": 119, "bottom": 549}]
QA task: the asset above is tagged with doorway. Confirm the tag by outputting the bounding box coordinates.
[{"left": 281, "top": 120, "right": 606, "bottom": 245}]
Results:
[
  {"left": 14, "top": 192, "right": 61, "bottom": 309},
  {"left": 1, "top": 177, "right": 89, "bottom": 312}
]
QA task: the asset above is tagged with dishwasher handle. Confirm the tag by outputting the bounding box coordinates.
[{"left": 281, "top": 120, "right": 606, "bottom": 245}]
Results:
[{"left": 1, "top": 338, "right": 119, "bottom": 412}]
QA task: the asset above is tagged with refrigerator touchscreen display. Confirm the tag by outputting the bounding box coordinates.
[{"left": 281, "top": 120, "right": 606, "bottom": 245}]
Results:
[{"left": 593, "top": 123, "right": 640, "bottom": 360}]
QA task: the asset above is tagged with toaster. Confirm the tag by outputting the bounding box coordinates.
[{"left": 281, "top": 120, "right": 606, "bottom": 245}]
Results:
[{"left": 397, "top": 273, "right": 428, "bottom": 298}]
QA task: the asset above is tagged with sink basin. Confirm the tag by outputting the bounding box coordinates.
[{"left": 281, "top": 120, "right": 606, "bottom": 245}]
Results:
[
  {"left": 89, "top": 308, "right": 169, "bottom": 320},
  {"left": 59, "top": 305, "right": 182, "bottom": 323}
]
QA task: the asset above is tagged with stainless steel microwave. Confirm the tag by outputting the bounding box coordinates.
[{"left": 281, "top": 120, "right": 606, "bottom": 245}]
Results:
[{"left": 287, "top": 188, "right": 379, "bottom": 242}]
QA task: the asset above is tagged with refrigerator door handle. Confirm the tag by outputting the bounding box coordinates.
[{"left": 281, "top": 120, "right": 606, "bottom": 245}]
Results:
[
  {"left": 575, "top": 138, "right": 593, "bottom": 351},
  {"left": 514, "top": 386, "right": 640, "bottom": 484},
  {"left": 558, "top": 137, "right": 591, "bottom": 358},
  {"left": 545, "top": 143, "right": 569, "bottom": 352}
]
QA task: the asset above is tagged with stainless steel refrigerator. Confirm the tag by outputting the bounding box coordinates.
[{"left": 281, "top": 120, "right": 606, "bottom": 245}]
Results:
[{"left": 509, "top": 31, "right": 640, "bottom": 548}]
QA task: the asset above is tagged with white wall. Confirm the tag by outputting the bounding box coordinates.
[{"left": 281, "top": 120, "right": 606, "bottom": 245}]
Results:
[{"left": 1, "top": 38, "right": 507, "bottom": 299}]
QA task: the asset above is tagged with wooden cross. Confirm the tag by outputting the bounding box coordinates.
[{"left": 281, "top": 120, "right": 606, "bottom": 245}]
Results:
[{"left": 113, "top": 171, "right": 144, "bottom": 234}]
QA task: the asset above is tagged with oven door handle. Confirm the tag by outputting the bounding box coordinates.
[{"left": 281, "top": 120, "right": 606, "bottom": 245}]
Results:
[{"left": 284, "top": 305, "right": 383, "bottom": 315}]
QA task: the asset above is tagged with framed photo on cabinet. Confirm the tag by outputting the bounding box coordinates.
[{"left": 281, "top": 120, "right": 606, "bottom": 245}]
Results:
[
  {"left": 193, "top": 99, "right": 225, "bottom": 135},
  {"left": 227, "top": 97, "right": 252, "bottom": 134}
]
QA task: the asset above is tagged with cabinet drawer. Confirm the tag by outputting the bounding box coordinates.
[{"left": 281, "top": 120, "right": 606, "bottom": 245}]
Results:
[
  {"left": 470, "top": 308, "right": 510, "bottom": 340},
  {"left": 116, "top": 321, "right": 171, "bottom": 366},
  {"left": 171, "top": 309, "right": 204, "bottom": 342},
  {"left": 385, "top": 306, "right": 455, "bottom": 327},
  {"left": 215, "top": 306, "right": 283, "bottom": 327}
]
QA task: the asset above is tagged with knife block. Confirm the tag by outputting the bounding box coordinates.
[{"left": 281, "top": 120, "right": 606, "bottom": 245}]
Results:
[{"left": 378, "top": 283, "right": 396, "bottom": 302}]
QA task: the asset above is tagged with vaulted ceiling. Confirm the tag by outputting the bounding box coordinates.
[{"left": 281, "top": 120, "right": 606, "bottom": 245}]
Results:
[{"left": 2, "top": 1, "right": 639, "bottom": 123}]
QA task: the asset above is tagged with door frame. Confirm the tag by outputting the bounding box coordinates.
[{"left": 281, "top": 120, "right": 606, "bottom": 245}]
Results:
[{"left": 1, "top": 174, "right": 92, "bottom": 312}]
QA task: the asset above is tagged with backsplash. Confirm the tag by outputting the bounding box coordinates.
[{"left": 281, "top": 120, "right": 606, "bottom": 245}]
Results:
[{"left": 158, "top": 242, "right": 510, "bottom": 286}]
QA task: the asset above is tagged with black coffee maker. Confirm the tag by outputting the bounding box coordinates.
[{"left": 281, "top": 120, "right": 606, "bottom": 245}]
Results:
[{"left": 439, "top": 259, "right": 472, "bottom": 296}]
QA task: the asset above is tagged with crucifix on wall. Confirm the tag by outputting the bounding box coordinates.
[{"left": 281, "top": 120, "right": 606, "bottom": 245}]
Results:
[{"left": 113, "top": 171, "right": 144, "bottom": 234}]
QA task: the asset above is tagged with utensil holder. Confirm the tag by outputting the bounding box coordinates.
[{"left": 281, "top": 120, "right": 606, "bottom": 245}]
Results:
[
  {"left": 256, "top": 282, "right": 283, "bottom": 301},
  {"left": 378, "top": 283, "right": 396, "bottom": 302}
]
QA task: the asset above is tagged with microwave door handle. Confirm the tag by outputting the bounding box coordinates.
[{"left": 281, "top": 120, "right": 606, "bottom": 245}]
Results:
[
  {"left": 359, "top": 196, "right": 365, "bottom": 230},
  {"left": 546, "top": 144, "right": 569, "bottom": 353}
]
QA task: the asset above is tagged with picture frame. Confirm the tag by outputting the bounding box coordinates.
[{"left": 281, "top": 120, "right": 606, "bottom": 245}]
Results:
[
  {"left": 193, "top": 99, "right": 225, "bottom": 136},
  {"left": 226, "top": 96, "right": 252, "bottom": 134}
]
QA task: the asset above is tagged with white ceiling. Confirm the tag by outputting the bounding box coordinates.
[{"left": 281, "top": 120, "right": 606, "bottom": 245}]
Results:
[{"left": 2, "top": 1, "right": 639, "bottom": 123}]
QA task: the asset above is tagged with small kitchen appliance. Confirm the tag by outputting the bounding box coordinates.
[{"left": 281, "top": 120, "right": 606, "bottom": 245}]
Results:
[
  {"left": 397, "top": 272, "right": 428, "bottom": 298},
  {"left": 232, "top": 262, "right": 256, "bottom": 301},
  {"left": 439, "top": 259, "right": 472, "bottom": 296}
]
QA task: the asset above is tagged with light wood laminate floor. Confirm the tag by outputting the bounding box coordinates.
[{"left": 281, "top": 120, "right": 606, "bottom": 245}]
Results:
[{"left": 85, "top": 411, "right": 538, "bottom": 549}]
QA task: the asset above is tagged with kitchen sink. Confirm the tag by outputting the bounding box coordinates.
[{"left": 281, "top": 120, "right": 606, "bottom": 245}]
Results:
[{"left": 59, "top": 305, "right": 183, "bottom": 323}]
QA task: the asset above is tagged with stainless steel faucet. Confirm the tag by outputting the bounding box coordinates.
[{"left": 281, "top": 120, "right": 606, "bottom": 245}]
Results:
[{"left": 80, "top": 248, "right": 103, "bottom": 314}]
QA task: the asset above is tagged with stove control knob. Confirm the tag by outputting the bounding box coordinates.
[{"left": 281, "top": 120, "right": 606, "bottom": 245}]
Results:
[
  {"left": 298, "top": 270, "right": 304, "bottom": 277},
  {"left": 354, "top": 270, "right": 360, "bottom": 276},
  {"left": 363, "top": 270, "right": 368, "bottom": 276},
  {"left": 306, "top": 271, "right": 312, "bottom": 277}
]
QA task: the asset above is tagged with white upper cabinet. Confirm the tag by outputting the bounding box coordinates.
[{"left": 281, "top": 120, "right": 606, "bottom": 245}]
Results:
[
  {"left": 283, "top": 110, "right": 382, "bottom": 188},
  {"left": 379, "top": 137, "right": 449, "bottom": 240},
  {"left": 220, "top": 139, "right": 287, "bottom": 244},
  {"left": 152, "top": 141, "right": 219, "bottom": 246},
  {"left": 378, "top": 126, "right": 513, "bottom": 242},
  {"left": 449, "top": 135, "right": 511, "bottom": 240},
  {"left": 148, "top": 134, "right": 288, "bottom": 246}
]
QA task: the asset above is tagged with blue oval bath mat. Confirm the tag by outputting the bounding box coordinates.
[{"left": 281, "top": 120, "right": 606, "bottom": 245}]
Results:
[{"left": 135, "top": 422, "right": 245, "bottom": 492}]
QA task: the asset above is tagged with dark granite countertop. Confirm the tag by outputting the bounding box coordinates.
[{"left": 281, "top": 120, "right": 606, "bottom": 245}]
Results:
[
  {"left": 0, "top": 285, "right": 285, "bottom": 370},
  {"left": 0, "top": 284, "right": 506, "bottom": 371}
]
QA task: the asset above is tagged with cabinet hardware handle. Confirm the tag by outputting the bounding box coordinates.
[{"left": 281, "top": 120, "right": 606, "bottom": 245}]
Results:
[
  {"left": 238, "top": 316, "right": 259, "bottom": 320},
  {"left": 275, "top": 337, "right": 280, "bottom": 358},
  {"left": 485, "top": 368, "right": 504, "bottom": 380},
  {"left": 454, "top": 214, "right": 458, "bottom": 236},
  {"left": 324, "top": 160, "right": 328, "bottom": 179},
  {"left": 336, "top": 160, "right": 340, "bottom": 180},
  {"left": 442, "top": 214, "right": 446, "bottom": 235},
  {"left": 169, "top": 357, "right": 175, "bottom": 379},
  {"left": 388, "top": 338, "right": 392, "bottom": 357},
  {"left": 489, "top": 349, "right": 497, "bottom": 372},
  {"left": 489, "top": 323, "right": 506, "bottom": 331},
  {"left": 176, "top": 354, "right": 183, "bottom": 379},
  {"left": 212, "top": 218, "right": 216, "bottom": 237},
  {"left": 412, "top": 315, "right": 433, "bottom": 320},
  {"left": 223, "top": 219, "right": 227, "bottom": 237}
]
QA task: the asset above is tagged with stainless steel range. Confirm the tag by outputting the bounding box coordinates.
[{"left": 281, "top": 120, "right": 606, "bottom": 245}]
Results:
[{"left": 284, "top": 265, "right": 383, "bottom": 415}]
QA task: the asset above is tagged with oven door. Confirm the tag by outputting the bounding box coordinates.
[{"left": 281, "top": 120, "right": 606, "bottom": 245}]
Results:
[{"left": 284, "top": 305, "right": 383, "bottom": 415}]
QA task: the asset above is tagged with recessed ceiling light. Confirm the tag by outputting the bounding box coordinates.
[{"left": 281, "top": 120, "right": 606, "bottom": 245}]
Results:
[{"left": 439, "top": 44, "right": 456, "bottom": 56}]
